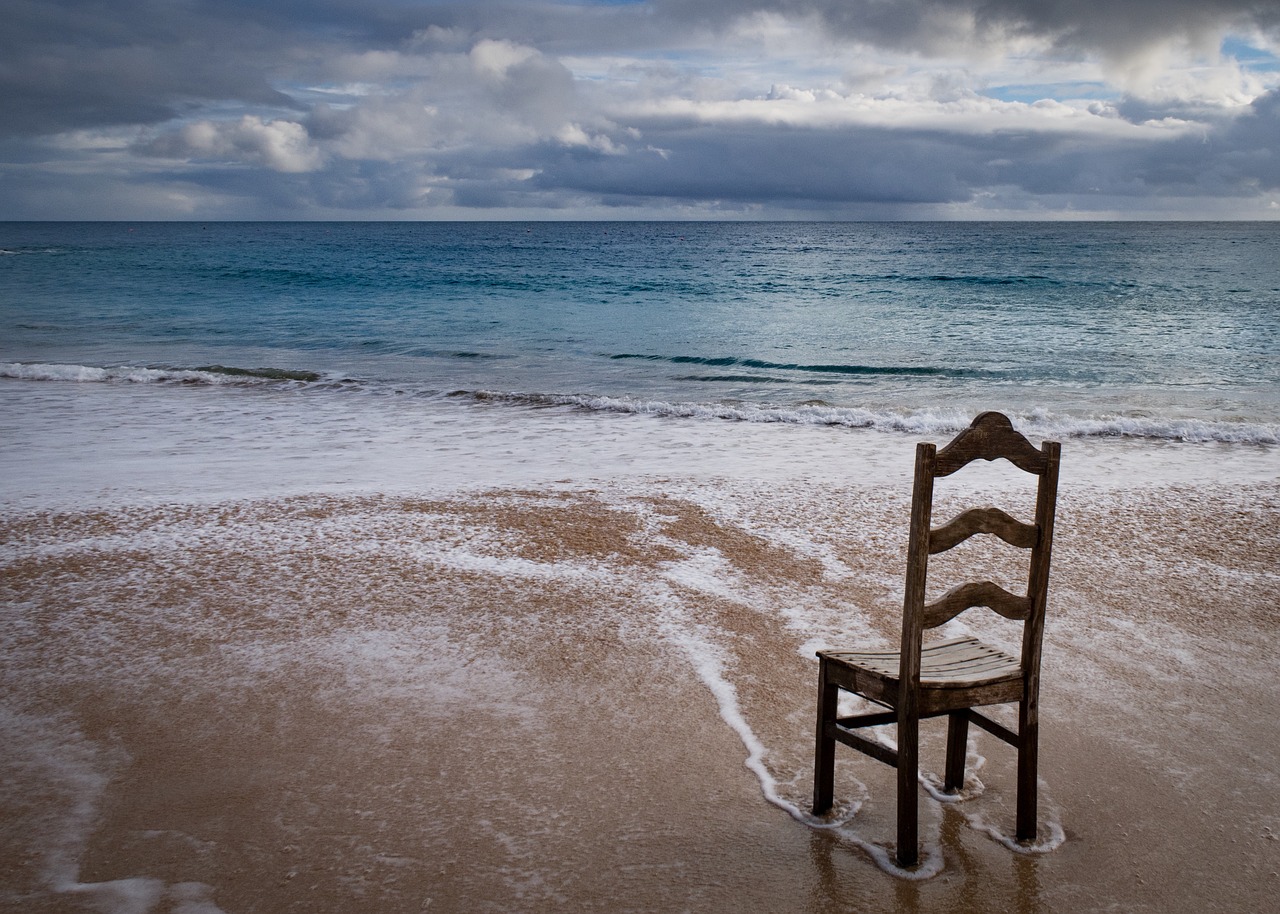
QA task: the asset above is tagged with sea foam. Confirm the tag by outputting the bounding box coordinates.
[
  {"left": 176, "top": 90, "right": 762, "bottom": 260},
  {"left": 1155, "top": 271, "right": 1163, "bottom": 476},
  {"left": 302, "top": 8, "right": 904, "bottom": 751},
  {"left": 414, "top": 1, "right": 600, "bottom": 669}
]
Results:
[{"left": 6, "top": 361, "right": 1277, "bottom": 444}]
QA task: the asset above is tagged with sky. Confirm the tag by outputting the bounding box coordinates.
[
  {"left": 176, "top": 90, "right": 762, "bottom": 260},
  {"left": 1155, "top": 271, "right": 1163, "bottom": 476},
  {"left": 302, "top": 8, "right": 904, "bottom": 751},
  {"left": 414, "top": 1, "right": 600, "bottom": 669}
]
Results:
[{"left": 3, "top": 0, "right": 1280, "bottom": 220}]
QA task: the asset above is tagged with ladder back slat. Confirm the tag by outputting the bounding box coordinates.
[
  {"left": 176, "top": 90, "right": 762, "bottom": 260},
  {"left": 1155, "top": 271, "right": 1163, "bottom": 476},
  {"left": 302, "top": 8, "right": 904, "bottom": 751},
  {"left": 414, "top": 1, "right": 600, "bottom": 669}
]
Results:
[
  {"left": 921, "top": 581, "right": 1031, "bottom": 628},
  {"left": 933, "top": 411, "right": 1047, "bottom": 477},
  {"left": 930, "top": 507, "right": 1038, "bottom": 553}
]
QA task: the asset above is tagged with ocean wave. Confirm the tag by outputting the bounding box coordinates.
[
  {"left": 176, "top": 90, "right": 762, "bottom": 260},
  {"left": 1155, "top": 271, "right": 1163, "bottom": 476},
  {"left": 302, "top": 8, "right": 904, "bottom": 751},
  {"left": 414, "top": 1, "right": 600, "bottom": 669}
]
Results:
[
  {"left": 610, "top": 353, "right": 983, "bottom": 378},
  {"left": 455, "top": 390, "right": 1280, "bottom": 445},
  {"left": 5, "top": 362, "right": 1276, "bottom": 444},
  {"left": 1015, "top": 409, "right": 1280, "bottom": 445},
  {"left": 865, "top": 272, "right": 1134, "bottom": 291},
  {"left": 673, "top": 374, "right": 800, "bottom": 384},
  {"left": 912, "top": 274, "right": 1055, "bottom": 285},
  {"left": 459, "top": 390, "right": 982, "bottom": 434},
  {"left": 0, "top": 362, "right": 321, "bottom": 386}
]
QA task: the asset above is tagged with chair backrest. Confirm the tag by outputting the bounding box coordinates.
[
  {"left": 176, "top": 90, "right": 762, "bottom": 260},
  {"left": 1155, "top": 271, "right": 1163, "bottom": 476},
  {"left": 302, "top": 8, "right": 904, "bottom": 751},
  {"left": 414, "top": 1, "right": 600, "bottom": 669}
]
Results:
[{"left": 900, "top": 412, "right": 1061, "bottom": 686}]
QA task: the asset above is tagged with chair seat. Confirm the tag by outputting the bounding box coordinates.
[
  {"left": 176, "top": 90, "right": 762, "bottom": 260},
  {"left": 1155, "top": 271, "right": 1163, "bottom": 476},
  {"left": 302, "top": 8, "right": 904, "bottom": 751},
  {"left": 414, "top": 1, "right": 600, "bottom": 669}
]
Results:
[{"left": 820, "top": 636, "right": 1021, "bottom": 689}]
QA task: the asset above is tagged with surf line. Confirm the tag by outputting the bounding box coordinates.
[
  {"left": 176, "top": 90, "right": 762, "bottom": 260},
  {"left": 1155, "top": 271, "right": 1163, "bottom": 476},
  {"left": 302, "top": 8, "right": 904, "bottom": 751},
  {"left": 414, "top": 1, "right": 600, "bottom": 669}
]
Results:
[{"left": 648, "top": 570, "right": 946, "bottom": 877}]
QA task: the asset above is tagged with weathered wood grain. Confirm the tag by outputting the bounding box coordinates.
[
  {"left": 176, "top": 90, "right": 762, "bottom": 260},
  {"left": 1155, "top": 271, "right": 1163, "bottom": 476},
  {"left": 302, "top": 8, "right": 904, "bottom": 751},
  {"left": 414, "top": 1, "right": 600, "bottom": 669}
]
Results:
[
  {"left": 921, "top": 580, "right": 1032, "bottom": 627},
  {"left": 929, "top": 506, "right": 1038, "bottom": 553},
  {"left": 933, "top": 410, "right": 1047, "bottom": 477}
]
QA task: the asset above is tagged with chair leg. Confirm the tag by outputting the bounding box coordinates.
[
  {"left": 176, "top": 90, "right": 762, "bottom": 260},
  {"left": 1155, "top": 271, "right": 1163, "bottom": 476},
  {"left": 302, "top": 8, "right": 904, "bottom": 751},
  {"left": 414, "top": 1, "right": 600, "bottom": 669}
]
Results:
[
  {"left": 896, "top": 712, "right": 919, "bottom": 867},
  {"left": 1016, "top": 717, "right": 1039, "bottom": 842},
  {"left": 812, "top": 663, "right": 837, "bottom": 815},
  {"left": 945, "top": 711, "right": 969, "bottom": 792}
]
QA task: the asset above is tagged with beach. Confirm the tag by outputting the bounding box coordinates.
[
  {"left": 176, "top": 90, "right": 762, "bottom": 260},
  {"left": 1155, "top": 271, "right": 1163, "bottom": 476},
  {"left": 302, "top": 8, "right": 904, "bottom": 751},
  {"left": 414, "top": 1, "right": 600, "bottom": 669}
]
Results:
[
  {"left": 2, "top": 403, "right": 1277, "bottom": 913},
  {"left": 2, "top": 220, "right": 1277, "bottom": 912}
]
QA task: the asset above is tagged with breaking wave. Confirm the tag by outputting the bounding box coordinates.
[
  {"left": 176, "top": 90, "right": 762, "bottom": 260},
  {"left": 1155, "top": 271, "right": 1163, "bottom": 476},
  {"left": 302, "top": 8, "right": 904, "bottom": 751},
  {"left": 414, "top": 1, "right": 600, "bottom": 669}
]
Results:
[
  {"left": 4, "top": 362, "right": 1276, "bottom": 445},
  {"left": 456, "top": 390, "right": 1280, "bottom": 445},
  {"left": 1, "top": 362, "right": 322, "bottom": 386},
  {"left": 609, "top": 353, "right": 988, "bottom": 379}
]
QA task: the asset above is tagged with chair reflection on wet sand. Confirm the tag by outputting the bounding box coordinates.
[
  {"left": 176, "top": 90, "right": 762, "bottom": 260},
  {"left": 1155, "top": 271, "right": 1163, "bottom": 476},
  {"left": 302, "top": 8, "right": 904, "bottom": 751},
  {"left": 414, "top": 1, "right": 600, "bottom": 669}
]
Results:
[{"left": 812, "top": 411, "right": 1061, "bottom": 868}]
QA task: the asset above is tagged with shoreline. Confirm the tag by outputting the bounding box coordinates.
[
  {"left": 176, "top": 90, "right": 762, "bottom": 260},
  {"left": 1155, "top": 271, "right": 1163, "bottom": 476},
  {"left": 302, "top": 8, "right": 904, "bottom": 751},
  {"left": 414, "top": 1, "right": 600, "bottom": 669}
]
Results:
[
  {"left": 3, "top": 475, "right": 1277, "bottom": 912},
  {"left": 3, "top": 379, "right": 1279, "bottom": 518}
]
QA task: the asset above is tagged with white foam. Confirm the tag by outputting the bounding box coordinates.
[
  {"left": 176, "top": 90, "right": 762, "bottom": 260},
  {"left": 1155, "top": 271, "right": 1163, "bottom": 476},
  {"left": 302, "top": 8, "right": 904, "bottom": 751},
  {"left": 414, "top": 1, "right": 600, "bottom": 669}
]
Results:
[
  {"left": 652, "top": 558, "right": 953, "bottom": 878},
  {"left": 55, "top": 877, "right": 228, "bottom": 914},
  {"left": 921, "top": 738, "right": 988, "bottom": 803},
  {"left": 1, "top": 362, "right": 218, "bottom": 385},
  {"left": 6, "top": 362, "right": 1279, "bottom": 445},
  {"left": 0, "top": 707, "right": 169, "bottom": 908},
  {"left": 466, "top": 390, "right": 1280, "bottom": 445},
  {"left": 651, "top": 577, "right": 808, "bottom": 822},
  {"left": 59, "top": 877, "right": 168, "bottom": 913},
  {"left": 962, "top": 806, "right": 1067, "bottom": 856},
  {"left": 0, "top": 361, "right": 325, "bottom": 387},
  {"left": 6, "top": 374, "right": 1273, "bottom": 514},
  {"left": 2, "top": 361, "right": 114, "bottom": 382},
  {"left": 168, "top": 882, "right": 229, "bottom": 914}
]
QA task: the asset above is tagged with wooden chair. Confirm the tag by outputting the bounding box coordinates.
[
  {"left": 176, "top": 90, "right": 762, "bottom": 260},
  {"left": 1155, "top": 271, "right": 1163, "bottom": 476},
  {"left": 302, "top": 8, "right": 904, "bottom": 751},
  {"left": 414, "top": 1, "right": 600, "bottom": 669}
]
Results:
[{"left": 811, "top": 411, "right": 1060, "bottom": 868}]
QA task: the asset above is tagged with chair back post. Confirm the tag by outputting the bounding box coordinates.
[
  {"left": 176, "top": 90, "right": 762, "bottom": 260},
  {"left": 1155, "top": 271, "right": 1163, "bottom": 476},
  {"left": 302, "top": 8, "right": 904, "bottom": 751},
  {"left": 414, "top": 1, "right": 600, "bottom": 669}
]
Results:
[
  {"left": 1019, "top": 439, "right": 1061, "bottom": 714},
  {"left": 899, "top": 442, "right": 937, "bottom": 702},
  {"left": 895, "top": 440, "right": 937, "bottom": 864}
]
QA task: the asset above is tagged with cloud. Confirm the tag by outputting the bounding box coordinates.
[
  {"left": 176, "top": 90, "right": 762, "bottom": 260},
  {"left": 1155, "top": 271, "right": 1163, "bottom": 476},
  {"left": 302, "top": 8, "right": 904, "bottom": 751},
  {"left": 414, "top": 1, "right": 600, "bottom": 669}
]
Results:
[
  {"left": 0, "top": 0, "right": 301, "bottom": 138},
  {"left": 468, "top": 39, "right": 579, "bottom": 130},
  {"left": 142, "top": 117, "right": 324, "bottom": 172},
  {"left": 659, "top": 1, "right": 1280, "bottom": 60},
  {"left": 0, "top": 1, "right": 1278, "bottom": 219}
]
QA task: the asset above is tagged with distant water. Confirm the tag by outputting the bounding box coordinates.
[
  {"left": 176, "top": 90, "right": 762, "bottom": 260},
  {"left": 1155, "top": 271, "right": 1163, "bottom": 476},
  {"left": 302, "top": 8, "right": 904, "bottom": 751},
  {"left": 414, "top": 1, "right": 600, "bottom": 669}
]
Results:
[{"left": 2, "top": 221, "right": 1278, "bottom": 505}]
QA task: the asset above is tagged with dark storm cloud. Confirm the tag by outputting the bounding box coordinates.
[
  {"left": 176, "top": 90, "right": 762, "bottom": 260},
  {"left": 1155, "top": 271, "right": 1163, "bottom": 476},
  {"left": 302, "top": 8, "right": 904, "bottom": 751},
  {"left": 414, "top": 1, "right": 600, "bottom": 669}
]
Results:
[
  {"left": 0, "top": 1, "right": 660, "bottom": 139},
  {"left": 522, "top": 92, "right": 1280, "bottom": 209},
  {"left": 529, "top": 125, "right": 976, "bottom": 205},
  {"left": 1, "top": 0, "right": 293, "bottom": 136}
]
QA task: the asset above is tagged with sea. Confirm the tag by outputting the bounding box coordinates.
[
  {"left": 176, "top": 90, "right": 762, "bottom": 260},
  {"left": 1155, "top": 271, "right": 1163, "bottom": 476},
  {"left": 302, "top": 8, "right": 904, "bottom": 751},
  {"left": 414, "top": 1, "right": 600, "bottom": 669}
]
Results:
[{"left": 2, "top": 220, "right": 1277, "bottom": 507}]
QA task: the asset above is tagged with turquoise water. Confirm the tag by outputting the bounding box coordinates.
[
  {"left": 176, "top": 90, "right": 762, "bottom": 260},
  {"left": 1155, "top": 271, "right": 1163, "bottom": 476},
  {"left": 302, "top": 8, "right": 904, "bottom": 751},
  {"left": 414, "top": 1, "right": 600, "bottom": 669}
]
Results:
[{"left": 2, "top": 221, "right": 1278, "bottom": 443}]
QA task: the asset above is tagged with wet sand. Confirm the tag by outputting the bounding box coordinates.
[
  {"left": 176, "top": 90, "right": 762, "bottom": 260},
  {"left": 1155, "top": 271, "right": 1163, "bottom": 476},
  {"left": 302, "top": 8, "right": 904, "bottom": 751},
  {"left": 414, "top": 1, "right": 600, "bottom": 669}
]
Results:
[{"left": 2, "top": 476, "right": 1278, "bottom": 912}]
